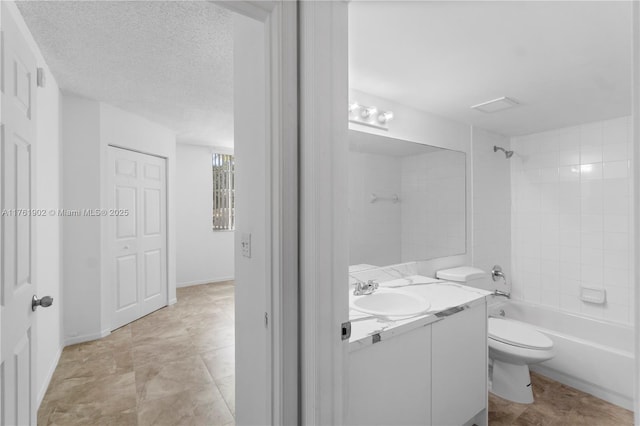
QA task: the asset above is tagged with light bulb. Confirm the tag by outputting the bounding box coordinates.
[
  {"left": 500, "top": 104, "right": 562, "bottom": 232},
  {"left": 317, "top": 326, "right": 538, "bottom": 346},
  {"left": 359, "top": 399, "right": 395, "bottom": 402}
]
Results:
[
  {"left": 377, "top": 111, "right": 394, "bottom": 124},
  {"left": 361, "top": 107, "right": 376, "bottom": 119}
]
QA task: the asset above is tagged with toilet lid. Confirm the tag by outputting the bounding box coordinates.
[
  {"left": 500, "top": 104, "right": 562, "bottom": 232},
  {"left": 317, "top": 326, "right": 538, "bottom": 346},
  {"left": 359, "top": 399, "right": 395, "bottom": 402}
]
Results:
[{"left": 488, "top": 318, "right": 553, "bottom": 350}]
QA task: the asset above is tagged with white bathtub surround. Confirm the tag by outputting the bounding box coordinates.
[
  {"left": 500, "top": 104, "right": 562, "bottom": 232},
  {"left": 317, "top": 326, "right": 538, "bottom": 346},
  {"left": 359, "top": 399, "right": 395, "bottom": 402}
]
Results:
[
  {"left": 510, "top": 116, "right": 633, "bottom": 325},
  {"left": 495, "top": 300, "right": 634, "bottom": 410}
]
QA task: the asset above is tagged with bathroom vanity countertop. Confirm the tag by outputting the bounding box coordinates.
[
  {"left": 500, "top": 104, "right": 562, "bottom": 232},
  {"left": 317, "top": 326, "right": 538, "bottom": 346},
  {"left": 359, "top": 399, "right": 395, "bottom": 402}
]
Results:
[{"left": 348, "top": 280, "right": 490, "bottom": 352}]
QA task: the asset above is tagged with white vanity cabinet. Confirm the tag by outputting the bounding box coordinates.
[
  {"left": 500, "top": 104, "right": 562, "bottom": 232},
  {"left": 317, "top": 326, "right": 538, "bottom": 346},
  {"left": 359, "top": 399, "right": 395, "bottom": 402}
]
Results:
[
  {"left": 347, "top": 299, "right": 487, "bottom": 426},
  {"left": 347, "top": 325, "right": 432, "bottom": 425},
  {"left": 432, "top": 302, "right": 488, "bottom": 426}
]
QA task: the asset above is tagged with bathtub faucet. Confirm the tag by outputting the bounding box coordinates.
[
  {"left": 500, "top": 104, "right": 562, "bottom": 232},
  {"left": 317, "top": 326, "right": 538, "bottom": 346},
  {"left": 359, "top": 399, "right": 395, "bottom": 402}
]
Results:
[
  {"left": 493, "top": 289, "right": 511, "bottom": 299},
  {"left": 491, "top": 265, "right": 506, "bottom": 282},
  {"left": 353, "top": 280, "right": 379, "bottom": 296}
]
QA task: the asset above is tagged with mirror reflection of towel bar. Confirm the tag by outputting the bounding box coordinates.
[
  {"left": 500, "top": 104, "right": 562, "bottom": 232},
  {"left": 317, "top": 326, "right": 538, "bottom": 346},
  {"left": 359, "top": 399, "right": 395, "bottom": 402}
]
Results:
[{"left": 370, "top": 193, "right": 400, "bottom": 203}]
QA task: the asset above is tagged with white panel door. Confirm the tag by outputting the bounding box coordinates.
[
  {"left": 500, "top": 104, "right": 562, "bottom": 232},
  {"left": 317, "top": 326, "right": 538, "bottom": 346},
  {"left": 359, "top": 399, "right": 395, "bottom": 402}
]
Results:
[
  {"left": 108, "top": 147, "right": 167, "bottom": 330},
  {"left": 1, "top": 4, "right": 39, "bottom": 425}
]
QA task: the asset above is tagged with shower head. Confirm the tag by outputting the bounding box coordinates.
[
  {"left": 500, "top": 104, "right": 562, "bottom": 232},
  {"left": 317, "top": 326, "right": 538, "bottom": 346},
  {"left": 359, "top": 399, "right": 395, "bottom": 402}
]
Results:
[{"left": 494, "top": 145, "right": 514, "bottom": 159}]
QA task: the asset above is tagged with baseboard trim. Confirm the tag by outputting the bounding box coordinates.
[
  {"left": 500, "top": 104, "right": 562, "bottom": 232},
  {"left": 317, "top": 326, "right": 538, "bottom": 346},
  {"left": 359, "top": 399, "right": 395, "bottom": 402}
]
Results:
[
  {"left": 177, "top": 277, "right": 234, "bottom": 288},
  {"left": 64, "top": 329, "right": 111, "bottom": 347},
  {"left": 37, "top": 346, "right": 63, "bottom": 408}
]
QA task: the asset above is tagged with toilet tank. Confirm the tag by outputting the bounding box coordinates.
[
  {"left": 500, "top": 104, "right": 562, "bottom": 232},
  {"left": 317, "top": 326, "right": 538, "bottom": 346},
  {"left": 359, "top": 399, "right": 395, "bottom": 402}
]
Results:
[{"left": 436, "top": 266, "right": 493, "bottom": 291}]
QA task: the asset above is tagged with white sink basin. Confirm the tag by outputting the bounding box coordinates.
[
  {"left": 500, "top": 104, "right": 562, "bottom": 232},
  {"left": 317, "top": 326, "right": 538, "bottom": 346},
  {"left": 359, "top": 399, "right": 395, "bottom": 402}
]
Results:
[
  {"left": 401, "top": 283, "right": 480, "bottom": 312},
  {"left": 350, "top": 289, "right": 431, "bottom": 317}
]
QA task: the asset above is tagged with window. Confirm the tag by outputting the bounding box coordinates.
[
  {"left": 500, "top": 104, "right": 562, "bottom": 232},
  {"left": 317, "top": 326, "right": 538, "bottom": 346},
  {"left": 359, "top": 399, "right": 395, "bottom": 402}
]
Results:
[{"left": 212, "top": 153, "right": 235, "bottom": 230}]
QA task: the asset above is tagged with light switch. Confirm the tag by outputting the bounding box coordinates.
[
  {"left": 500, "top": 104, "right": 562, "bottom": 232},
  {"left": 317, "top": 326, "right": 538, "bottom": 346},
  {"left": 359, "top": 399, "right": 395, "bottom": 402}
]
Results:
[{"left": 241, "top": 233, "right": 251, "bottom": 258}]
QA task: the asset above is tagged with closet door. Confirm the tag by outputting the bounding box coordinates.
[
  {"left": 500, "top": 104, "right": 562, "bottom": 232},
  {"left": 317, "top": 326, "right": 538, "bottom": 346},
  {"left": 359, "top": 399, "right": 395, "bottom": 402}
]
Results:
[{"left": 108, "top": 146, "right": 167, "bottom": 329}]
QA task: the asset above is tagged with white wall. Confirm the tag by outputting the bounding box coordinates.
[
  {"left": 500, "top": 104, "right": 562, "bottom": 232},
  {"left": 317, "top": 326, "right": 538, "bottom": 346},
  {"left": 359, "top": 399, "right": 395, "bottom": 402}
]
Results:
[
  {"left": 349, "top": 89, "right": 472, "bottom": 277},
  {"left": 348, "top": 151, "right": 402, "bottom": 266},
  {"left": 61, "top": 95, "right": 102, "bottom": 343},
  {"left": 62, "top": 95, "right": 176, "bottom": 343},
  {"left": 5, "top": 0, "right": 64, "bottom": 407},
  {"left": 176, "top": 144, "right": 234, "bottom": 286},
  {"left": 510, "top": 117, "right": 633, "bottom": 325},
  {"left": 472, "top": 128, "right": 511, "bottom": 294}
]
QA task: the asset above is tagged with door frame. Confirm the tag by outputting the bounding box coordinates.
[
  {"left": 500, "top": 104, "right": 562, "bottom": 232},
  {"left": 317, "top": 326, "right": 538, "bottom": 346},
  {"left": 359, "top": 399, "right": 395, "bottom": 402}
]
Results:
[
  {"left": 633, "top": 2, "right": 639, "bottom": 425},
  {"left": 229, "top": 1, "right": 352, "bottom": 423},
  {"left": 298, "top": 1, "right": 350, "bottom": 424},
  {"left": 214, "top": 1, "right": 298, "bottom": 424}
]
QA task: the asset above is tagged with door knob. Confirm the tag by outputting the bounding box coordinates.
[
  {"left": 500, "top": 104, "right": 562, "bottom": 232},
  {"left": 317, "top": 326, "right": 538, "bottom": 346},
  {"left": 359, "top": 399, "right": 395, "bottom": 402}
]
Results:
[{"left": 32, "top": 295, "right": 53, "bottom": 311}]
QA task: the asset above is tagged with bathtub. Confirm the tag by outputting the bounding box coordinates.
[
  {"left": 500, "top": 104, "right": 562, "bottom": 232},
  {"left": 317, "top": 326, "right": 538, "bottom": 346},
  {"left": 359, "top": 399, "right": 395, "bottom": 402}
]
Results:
[{"left": 494, "top": 300, "right": 634, "bottom": 410}]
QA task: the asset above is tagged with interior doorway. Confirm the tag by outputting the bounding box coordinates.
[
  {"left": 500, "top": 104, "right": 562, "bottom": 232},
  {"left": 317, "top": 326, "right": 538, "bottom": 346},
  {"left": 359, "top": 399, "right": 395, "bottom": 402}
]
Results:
[{"left": 8, "top": 1, "right": 298, "bottom": 424}]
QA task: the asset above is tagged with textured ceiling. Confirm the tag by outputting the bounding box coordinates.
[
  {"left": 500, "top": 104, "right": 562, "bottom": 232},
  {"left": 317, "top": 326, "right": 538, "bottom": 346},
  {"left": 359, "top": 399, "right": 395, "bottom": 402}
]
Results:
[
  {"left": 350, "top": 1, "right": 632, "bottom": 137},
  {"left": 17, "top": 1, "right": 233, "bottom": 147}
]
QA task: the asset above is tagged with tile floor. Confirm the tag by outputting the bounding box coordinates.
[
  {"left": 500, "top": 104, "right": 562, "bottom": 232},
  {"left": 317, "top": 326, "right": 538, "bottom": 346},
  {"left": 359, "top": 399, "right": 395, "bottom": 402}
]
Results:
[
  {"left": 489, "top": 371, "right": 633, "bottom": 426},
  {"left": 38, "top": 281, "right": 634, "bottom": 426},
  {"left": 38, "top": 281, "right": 236, "bottom": 426}
]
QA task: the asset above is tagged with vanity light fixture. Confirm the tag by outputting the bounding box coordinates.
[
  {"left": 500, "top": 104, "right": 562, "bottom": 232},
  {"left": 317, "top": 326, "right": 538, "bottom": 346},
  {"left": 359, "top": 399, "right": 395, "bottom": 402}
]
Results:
[{"left": 349, "top": 101, "right": 393, "bottom": 130}]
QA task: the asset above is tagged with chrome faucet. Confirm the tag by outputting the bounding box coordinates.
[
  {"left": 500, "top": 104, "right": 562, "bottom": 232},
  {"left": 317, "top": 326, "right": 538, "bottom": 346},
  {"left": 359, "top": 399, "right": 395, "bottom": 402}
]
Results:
[
  {"left": 493, "top": 289, "right": 511, "bottom": 299},
  {"left": 491, "top": 265, "right": 510, "bottom": 298},
  {"left": 353, "top": 280, "right": 379, "bottom": 296},
  {"left": 491, "top": 264, "right": 506, "bottom": 282}
]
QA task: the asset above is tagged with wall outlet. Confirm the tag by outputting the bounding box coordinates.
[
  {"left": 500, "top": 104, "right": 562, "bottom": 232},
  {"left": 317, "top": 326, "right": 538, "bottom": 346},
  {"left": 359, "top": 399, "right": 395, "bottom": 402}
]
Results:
[{"left": 241, "top": 233, "right": 251, "bottom": 258}]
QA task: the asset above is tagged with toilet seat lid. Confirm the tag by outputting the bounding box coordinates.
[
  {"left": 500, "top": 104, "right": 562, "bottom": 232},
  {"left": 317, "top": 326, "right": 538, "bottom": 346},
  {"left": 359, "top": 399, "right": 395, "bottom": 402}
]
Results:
[{"left": 489, "top": 318, "right": 553, "bottom": 350}]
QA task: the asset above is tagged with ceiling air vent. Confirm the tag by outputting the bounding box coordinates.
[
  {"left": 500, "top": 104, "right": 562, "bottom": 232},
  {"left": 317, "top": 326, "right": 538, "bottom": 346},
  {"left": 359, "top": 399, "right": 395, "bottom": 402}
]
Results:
[{"left": 471, "top": 97, "right": 519, "bottom": 113}]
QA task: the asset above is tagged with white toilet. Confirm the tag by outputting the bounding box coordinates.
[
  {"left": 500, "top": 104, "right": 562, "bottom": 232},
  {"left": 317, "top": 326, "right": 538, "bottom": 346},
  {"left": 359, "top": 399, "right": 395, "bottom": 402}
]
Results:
[{"left": 436, "top": 266, "right": 555, "bottom": 404}]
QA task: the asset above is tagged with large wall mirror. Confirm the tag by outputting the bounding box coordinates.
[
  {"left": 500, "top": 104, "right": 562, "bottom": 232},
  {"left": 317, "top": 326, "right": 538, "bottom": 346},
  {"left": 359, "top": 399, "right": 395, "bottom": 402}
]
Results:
[{"left": 349, "top": 129, "right": 467, "bottom": 267}]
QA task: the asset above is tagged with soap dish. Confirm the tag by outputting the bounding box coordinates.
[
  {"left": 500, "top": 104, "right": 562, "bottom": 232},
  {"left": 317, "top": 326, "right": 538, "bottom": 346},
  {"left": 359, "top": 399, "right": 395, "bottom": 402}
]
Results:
[{"left": 579, "top": 286, "right": 606, "bottom": 304}]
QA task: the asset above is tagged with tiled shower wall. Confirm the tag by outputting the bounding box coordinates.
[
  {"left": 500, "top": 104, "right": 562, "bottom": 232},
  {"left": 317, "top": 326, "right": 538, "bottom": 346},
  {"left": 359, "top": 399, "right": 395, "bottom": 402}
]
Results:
[
  {"left": 472, "top": 128, "right": 511, "bottom": 294},
  {"left": 510, "top": 116, "right": 633, "bottom": 325}
]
